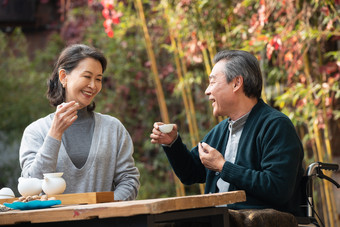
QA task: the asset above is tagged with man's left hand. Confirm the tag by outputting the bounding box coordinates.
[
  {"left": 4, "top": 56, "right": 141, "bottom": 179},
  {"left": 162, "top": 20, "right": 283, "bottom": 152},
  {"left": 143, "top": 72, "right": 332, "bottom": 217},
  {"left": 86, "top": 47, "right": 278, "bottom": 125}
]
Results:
[{"left": 198, "top": 142, "right": 225, "bottom": 172}]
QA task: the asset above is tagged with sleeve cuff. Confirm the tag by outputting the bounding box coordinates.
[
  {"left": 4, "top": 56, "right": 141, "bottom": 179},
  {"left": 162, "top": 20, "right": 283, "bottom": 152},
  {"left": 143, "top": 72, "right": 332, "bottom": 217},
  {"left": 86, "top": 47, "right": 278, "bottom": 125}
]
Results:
[{"left": 161, "top": 133, "right": 179, "bottom": 147}]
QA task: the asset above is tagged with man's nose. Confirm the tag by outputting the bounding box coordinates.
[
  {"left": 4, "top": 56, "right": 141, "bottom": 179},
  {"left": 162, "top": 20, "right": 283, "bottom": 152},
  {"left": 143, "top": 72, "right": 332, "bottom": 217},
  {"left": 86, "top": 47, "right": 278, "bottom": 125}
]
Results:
[{"left": 205, "top": 86, "right": 211, "bottom": 95}]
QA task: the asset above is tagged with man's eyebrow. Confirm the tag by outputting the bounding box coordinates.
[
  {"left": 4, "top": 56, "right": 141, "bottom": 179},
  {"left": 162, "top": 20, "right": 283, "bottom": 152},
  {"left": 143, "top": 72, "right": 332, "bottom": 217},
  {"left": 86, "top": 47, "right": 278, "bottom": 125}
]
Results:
[{"left": 208, "top": 74, "right": 216, "bottom": 80}]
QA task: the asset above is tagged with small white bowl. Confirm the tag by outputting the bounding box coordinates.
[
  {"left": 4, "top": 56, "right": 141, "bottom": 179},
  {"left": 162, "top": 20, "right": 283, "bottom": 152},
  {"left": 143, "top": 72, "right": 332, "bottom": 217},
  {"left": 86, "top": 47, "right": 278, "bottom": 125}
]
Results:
[
  {"left": 0, "top": 195, "right": 14, "bottom": 199},
  {"left": 159, "top": 124, "right": 174, "bottom": 133},
  {"left": 0, "top": 187, "right": 15, "bottom": 199}
]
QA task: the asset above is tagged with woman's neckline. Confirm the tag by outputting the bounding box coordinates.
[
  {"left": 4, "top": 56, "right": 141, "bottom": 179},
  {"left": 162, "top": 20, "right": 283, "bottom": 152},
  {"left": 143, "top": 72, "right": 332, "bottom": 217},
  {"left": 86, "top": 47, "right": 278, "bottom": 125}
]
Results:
[{"left": 73, "top": 107, "right": 93, "bottom": 124}]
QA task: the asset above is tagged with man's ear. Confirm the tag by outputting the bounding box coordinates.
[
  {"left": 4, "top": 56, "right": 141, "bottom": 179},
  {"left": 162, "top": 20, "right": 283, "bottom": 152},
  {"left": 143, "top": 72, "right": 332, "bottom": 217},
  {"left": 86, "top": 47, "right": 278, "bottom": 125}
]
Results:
[
  {"left": 59, "top": 69, "right": 67, "bottom": 88},
  {"left": 233, "top": 76, "right": 243, "bottom": 92}
]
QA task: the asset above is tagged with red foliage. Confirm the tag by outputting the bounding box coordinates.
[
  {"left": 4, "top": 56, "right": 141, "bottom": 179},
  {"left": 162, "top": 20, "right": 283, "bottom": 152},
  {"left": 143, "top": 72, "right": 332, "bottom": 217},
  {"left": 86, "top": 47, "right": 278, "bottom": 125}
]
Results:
[
  {"left": 100, "top": 0, "right": 122, "bottom": 38},
  {"left": 266, "top": 35, "right": 282, "bottom": 60}
]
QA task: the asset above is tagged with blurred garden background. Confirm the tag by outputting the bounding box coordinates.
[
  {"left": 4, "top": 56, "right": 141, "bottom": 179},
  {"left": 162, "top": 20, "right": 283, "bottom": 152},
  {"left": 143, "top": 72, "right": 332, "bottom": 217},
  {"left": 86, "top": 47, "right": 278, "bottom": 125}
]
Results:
[{"left": 0, "top": 0, "right": 339, "bottom": 226}]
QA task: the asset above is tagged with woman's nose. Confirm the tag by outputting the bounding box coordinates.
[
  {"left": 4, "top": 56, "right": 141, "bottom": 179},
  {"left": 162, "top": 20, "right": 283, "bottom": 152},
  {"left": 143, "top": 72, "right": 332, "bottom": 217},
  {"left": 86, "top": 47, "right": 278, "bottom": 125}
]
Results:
[{"left": 88, "top": 80, "right": 96, "bottom": 89}]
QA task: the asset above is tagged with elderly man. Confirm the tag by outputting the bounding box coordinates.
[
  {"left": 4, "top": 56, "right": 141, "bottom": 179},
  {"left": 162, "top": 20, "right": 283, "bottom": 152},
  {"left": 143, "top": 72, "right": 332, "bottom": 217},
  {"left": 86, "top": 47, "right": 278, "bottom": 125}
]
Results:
[{"left": 150, "top": 50, "right": 305, "bottom": 222}]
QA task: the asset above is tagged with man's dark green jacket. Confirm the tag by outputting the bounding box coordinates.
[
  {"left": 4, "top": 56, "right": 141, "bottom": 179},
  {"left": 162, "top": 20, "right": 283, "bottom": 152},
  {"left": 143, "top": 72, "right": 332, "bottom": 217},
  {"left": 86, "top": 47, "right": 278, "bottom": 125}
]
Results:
[{"left": 163, "top": 99, "right": 305, "bottom": 216}]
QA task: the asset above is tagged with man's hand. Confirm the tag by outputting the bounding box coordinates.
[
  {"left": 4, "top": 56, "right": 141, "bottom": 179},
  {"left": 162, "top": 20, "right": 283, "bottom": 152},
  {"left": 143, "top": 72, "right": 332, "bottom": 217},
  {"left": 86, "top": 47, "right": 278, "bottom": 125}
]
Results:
[
  {"left": 150, "top": 122, "right": 177, "bottom": 145},
  {"left": 198, "top": 142, "right": 225, "bottom": 172}
]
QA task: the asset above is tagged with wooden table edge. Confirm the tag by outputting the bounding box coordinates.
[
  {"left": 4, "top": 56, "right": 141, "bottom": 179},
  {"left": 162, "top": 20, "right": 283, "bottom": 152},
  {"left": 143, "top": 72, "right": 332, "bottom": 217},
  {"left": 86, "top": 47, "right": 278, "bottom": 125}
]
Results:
[{"left": 0, "top": 191, "right": 246, "bottom": 225}]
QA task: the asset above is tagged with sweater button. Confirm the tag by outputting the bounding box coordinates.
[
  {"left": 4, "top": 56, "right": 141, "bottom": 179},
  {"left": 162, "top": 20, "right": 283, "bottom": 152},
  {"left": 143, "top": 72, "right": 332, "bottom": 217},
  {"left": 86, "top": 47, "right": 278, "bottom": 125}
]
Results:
[{"left": 215, "top": 172, "right": 219, "bottom": 175}]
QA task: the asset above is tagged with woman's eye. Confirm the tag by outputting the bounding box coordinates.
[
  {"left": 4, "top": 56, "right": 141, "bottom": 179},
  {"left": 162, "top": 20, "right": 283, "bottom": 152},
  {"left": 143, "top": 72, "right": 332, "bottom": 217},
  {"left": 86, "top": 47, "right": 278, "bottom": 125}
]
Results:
[{"left": 96, "top": 78, "right": 102, "bottom": 82}]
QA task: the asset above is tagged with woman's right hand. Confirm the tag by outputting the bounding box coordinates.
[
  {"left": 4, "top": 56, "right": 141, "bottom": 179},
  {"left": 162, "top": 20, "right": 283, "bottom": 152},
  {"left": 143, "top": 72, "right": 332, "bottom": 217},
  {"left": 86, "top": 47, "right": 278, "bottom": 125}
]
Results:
[
  {"left": 150, "top": 122, "right": 178, "bottom": 145},
  {"left": 48, "top": 101, "right": 79, "bottom": 140}
]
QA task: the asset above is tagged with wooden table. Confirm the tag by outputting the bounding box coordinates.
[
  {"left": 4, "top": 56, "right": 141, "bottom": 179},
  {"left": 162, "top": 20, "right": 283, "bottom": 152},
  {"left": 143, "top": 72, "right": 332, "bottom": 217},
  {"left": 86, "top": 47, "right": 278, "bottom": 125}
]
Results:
[{"left": 0, "top": 191, "right": 246, "bottom": 227}]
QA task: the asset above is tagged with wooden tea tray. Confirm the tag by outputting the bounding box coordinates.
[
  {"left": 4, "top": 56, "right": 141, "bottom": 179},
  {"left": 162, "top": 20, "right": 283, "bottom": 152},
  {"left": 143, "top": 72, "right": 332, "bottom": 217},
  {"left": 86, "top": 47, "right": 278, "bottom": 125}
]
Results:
[{"left": 0, "top": 191, "right": 114, "bottom": 205}]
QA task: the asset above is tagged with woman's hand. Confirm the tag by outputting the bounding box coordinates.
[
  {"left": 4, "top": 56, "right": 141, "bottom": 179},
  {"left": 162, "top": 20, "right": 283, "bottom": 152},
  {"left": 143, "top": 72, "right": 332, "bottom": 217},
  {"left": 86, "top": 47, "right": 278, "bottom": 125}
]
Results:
[
  {"left": 150, "top": 122, "right": 178, "bottom": 145},
  {"left": 48, "top": 101, "right": 79, "bottom": 140}
]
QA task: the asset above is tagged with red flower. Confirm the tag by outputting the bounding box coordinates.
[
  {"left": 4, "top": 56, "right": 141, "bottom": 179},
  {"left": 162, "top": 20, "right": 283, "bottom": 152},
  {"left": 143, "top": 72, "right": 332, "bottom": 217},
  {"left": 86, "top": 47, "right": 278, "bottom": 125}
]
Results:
[
  {"left": 103, "top": 19, "right": 112, "bottom": 28},
  {"left": 102, "top": 8, "right": 110, "bottom": 19},
  {"left": 107, "top": 30, "right": 114, "bottom": 38},
  {"left": 100, "top": 0, "right": 122, "bottom": 38},
  {"left": 101, "top": 0, "right": 114, "bottom": 10},
  {"left": 111, "top": 10, "right": 122, "bottom": 24}
]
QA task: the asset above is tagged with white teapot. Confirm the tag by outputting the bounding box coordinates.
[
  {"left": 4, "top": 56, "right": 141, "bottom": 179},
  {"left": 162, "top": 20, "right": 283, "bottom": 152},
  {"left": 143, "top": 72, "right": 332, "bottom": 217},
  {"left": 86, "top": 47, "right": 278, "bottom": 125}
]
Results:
[
  {"left": 42, "top": 172, "right": 66, "bottom": 195},
  {"left": 18, "top": 177, "right": 43, "bottom": 197}
]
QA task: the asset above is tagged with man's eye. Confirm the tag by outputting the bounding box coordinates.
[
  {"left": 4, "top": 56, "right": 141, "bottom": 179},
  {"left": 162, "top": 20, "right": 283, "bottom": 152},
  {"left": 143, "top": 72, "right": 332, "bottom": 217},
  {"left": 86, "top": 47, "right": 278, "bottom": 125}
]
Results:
[{"left": 96, "top": 78, "right": 102, "bottom": 82}]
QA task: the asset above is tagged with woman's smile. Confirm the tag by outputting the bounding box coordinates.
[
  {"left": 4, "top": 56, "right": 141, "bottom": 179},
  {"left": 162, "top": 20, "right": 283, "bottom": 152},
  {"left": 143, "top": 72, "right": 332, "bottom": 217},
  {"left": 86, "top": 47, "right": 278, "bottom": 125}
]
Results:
[
  {"left": 63, "top": 57, "right": 103, "bottom": 109},
  {"left": 82, "top": 90, "right": 94, "bottom": 98}
]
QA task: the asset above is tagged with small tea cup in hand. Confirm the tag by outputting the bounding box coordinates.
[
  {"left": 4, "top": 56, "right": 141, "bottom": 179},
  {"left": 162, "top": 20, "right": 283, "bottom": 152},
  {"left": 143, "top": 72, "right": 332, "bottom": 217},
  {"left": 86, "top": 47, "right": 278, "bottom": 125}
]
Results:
[{"left": 159, "top": 124, "right": 174, "bottom": 133}]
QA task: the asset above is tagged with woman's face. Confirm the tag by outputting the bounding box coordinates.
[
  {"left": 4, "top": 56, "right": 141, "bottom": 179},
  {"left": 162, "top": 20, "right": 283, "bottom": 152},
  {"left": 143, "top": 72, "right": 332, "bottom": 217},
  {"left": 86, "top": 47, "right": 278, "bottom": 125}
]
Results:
[{"left": 61, "top": 57, "right": 103, "bottom": 109}]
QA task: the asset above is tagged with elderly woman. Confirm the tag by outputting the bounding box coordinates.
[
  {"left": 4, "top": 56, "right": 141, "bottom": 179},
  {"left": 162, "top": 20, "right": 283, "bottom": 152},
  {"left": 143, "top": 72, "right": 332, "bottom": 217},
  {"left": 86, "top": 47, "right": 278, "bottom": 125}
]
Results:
[{"left": 19, "top": 44, "right": 140, "bottom": 201}]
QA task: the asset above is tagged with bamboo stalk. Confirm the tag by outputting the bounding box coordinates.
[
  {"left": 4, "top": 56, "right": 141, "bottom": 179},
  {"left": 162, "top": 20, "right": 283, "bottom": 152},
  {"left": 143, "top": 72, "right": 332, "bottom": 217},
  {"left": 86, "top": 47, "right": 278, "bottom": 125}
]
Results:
[
  {"left": 198, "top": 31, "right": 224, "bottom": 123},
  {"left": 313, "top": 120, "right": 332, "bottom": 227},
  {"left": 163, "top": 4, "right": 204, "bottom": 193},
  {"left": 177, "top": 39, "right": 200, "bottom": 143},
  {"left": 318, "top": 179, "right": 328, "bottom": 227},
  {"left": 305, "top": 51, "right": 334, "bottom": 227},
  {"left": 198, "top": 31, "right": 212, "bottom": 76},
  {"left": 134, "top": 0, "right": 169, "bottom": 124},
  {"left": 316, "top": 40, "right": 338, "bottom": 227},
  {"left": 134, "top": 0, "right": 185, "bottom": 197},
  {"left": 303, "top": 53, "right": 314, "bottom": 91},
  {"left": 321, "top": 87, "right": 333, "bottom": 161},
  {"left": 326, "top": 173, "right": 338, "bottom": 227},
  {"left": 176, "top": 38, "right": 205, "bottom": 194},
  {"left": 207, "top": 31, "right": 216, "bottom": 65},
  {"left": 167, "top": 22, "right": 195, "bottom": 147},
  {"left": 260, "top": 49, "right": 268, "bottom": 103},
  {"left": 173, "top": 35, "right": 205, "bottom": 194},
  {"left": 321, "top": 94, "right": 339, "bottom": 227},
  {"left": 310, "top": 132, "right": 322, "bottom": 220}
]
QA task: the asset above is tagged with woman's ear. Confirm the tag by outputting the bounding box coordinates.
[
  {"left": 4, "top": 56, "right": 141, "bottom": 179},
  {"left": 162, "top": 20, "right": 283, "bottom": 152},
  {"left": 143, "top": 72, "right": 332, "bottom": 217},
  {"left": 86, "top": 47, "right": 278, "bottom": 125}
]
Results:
[{"left": 59, "top": 69, "right": 67, "bottom": 88}]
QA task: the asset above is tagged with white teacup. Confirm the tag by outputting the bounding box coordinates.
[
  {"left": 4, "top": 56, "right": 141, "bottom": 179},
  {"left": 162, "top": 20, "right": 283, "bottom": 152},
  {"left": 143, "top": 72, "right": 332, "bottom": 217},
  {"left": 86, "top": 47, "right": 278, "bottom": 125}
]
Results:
[{"left": 159, "top": 124, "right": 174, "bottom": 133}]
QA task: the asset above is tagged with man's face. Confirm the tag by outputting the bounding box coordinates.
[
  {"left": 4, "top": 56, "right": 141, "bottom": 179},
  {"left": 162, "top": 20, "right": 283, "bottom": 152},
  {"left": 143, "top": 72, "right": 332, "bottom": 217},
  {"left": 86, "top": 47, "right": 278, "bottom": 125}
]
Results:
[{"left": 205, "top": 60, "right": 235, "bottom": 117}]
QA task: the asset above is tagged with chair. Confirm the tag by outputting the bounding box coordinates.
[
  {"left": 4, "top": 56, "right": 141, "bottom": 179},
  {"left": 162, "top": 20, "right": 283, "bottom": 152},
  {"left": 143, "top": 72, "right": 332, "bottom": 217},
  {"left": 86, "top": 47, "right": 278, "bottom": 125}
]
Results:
[{"left": 297, "top": 162, "right": 340, "bottom": 227}]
